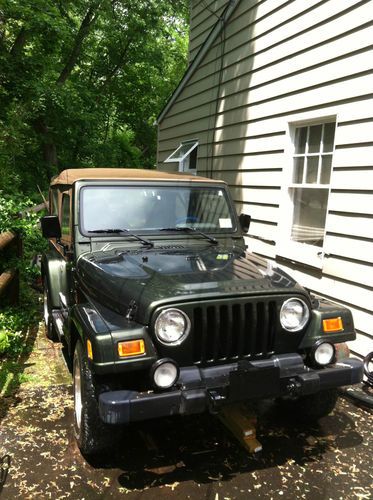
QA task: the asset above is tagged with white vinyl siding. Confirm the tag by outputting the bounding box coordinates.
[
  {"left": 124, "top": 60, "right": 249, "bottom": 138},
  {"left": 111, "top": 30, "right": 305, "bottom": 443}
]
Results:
[
  {"left": 157, "top": 0, "right": 373, "bottom": 360},
  {"left": 189, "top": 0, "right": 228, "bottom": 61}
]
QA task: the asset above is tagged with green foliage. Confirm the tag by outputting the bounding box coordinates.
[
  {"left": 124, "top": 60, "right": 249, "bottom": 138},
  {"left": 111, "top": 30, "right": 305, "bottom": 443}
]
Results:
[
  {"left": 0, "top": 194, "right": 46, "bottom": 357},
  {"left": 0, "top": 0, "right": 189, "bottom": 358},
  {"left": 0, "top": 193, "right": 47, "bottom": 277},
  {"left": 0, "top": 0, "right": 189, "bottom": 192},
  {"left": 0, "top": 194, "right": 39, "bottom": 232},
  {"left": 0, "top": 317, "right": 23, "bottom": 357},
  {"left": 0, "top": 287, "right": 39, "bottom": 358}
]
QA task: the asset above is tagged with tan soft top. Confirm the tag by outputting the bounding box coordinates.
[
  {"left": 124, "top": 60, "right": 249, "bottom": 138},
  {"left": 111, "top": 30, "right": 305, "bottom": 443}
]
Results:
[{"left": 51, "top": 168, "right": 224, "bottom": 186}]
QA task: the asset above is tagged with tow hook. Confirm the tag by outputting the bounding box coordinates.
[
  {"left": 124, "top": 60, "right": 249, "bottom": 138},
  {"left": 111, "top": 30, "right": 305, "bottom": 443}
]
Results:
[
  {"left": 286, "top": 377, "right": 302, "bottom": 397},
  {"left": 207, "top": 390, "right": 226, "bottom": 413}
]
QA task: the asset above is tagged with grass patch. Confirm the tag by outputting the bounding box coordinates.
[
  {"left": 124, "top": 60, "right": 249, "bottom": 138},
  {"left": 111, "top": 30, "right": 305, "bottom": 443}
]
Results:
[
  {"left": 0, "top": 288, "right": 42, "bottom": 397},
  {"left": 0, "top": 360, "right": 31, "bottom": 397}
]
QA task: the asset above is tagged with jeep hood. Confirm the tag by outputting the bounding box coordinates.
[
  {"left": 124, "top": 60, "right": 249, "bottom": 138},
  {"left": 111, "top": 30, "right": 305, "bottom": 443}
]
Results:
[{"left": 76, "top": 245, "right": 306, "bottom": 323}]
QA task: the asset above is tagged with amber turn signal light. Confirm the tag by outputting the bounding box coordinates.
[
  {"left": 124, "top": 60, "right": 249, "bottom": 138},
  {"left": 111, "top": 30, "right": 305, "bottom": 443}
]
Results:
[
  {"left": 323, "top": 317, "right": 344, "bottom": 333},
  {"left": 87, "top": 339, "right": 93, "bottom": 360},
  {"left": 118, "top": 339, "right": 145, "bottom": 357}
]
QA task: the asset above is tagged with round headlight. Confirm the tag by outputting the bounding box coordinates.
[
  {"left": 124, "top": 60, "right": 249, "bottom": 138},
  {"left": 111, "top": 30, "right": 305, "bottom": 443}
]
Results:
[
  {"left": 280, "top": 298, "right": 310, "bottom": 332},
  {"left": 155, "top": 308, "right": 190, "bottom": 345},
  {"left": 152, "top": 360, "right": 179, "bottom": 389},
  {"left": 313, "top": 342, "right": 335, "bottom": 366}
]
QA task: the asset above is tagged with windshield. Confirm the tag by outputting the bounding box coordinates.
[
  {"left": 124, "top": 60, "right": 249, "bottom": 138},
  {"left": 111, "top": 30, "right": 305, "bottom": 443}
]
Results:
[{"left": 80, "top": 185, "right": 236, "bottom": 234}]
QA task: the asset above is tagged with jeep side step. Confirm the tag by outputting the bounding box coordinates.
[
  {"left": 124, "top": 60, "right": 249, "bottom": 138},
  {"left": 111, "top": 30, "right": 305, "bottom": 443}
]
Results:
[{"left": 218, "top": 404, "right": 262, "bottom": 453}]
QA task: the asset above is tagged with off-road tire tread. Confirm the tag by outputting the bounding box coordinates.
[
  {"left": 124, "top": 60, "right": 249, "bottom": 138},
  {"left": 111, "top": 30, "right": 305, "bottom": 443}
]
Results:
[
  {"left": 73, "top": 341, "right": 115, "bottom": 456},
  {"left": 44, "top": 278, "right": 58, "bottom": 342}
]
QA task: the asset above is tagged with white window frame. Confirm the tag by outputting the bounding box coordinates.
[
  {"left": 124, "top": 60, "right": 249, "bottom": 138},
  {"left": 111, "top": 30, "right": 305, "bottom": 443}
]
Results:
[
  {"left": 164, "top": 139, "right": 198, "bottom": 173},
  {"left": 277, "top": 116, "right": 337, "bottom": 269}
]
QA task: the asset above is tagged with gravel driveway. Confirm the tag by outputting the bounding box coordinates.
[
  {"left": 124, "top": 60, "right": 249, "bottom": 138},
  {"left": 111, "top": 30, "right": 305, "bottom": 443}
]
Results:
[{"left": 0, "top": 328, "right": 372, "bottom": 499}]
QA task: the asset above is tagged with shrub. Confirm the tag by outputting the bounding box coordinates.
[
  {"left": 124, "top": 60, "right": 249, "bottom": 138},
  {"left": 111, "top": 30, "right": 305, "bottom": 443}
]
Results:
[{"left": 0, "top": 193, "right": 46, "bottom": 358}]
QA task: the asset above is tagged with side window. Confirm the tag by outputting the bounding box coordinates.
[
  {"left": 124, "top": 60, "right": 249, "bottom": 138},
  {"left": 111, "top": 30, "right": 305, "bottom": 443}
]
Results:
[
  {"left": 50, "top": 188, "right": 58, "bottom": 215},
  {"left": 61, "top": 194, "right": 71, "bottom": 238}
]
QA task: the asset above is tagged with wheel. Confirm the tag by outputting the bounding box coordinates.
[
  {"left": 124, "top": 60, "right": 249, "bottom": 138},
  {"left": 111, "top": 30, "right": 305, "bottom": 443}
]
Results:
[
  {"left": 280, "top": 388, "right": 338, "bottom": 422},
  {"left": 73, "top": 340, "right": 114, "bottom": 456},
  {"left": 43, "top": 277, "right": 58, "bottom": 341}
]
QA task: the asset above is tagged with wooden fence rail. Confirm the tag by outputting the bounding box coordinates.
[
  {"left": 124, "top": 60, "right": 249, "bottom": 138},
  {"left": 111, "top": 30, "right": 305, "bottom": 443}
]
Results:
[
  {"left": 0, "top": 231, "right": 21, "bottom": 305},
  {"left": 0, "top": 203, "right": 47, "bottom": 305}
]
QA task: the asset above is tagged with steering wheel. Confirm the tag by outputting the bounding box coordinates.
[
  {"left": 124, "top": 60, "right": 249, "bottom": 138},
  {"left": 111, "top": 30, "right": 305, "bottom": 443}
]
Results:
[{"left": 175, "top": 216, "right": 198, "bottom": 225}]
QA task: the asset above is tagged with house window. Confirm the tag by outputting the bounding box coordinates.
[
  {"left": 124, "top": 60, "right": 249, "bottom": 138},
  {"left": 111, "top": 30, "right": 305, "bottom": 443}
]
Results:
[
  {"left": 164, "top": 140, "right": 198, "bottom": 173},
  {"left": 278, "top": 120, "right": 336, "bottom": 268},
  {"left": 291, "top": 122, "right": 335, "bottom": 247}
]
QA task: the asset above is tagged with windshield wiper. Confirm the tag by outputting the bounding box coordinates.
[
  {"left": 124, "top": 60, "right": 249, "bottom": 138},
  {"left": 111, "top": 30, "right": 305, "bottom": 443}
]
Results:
[
  {"left": 159, "top": 227, "right": 218, "bottom": 245},
  {"left": 87, "top": 229, "right": 154, "bottom": 248}
]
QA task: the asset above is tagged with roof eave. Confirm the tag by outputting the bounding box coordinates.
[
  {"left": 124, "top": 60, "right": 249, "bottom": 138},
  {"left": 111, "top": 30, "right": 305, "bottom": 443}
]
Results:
[{"left": 155, "top": 0, "right": 241, "bottom": 126}]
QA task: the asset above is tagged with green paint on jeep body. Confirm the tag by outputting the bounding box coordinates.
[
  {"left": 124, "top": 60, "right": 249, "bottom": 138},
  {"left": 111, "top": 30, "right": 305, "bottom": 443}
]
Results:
[{"left": 42, "top": 171, "right": 357, "bottom": 376}]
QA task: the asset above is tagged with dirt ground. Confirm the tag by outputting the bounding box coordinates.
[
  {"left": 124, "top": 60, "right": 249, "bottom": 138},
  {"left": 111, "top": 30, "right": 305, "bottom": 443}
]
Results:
[{"left": 0, "top": 326, "right": 372, "bottom": 499}]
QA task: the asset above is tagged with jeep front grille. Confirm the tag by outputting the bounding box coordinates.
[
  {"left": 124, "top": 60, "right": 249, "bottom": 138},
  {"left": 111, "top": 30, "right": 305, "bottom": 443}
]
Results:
[{"left": 192, "top": 300, "right": 278, "bottom": 365}]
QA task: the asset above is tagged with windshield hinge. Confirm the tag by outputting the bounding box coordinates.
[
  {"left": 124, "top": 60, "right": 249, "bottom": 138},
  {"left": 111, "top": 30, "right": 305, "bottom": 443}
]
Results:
[{"left": 126, "top": 300, "right": 138, "bottom": 320}]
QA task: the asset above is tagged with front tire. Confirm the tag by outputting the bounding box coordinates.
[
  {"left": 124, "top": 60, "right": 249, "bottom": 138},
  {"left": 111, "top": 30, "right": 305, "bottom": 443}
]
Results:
[
  {"left": 73, "top": 340, "right": 113, "bottom": 456},
  {"left": 43, "top": 277, "right": 58, "bottom": 341}
]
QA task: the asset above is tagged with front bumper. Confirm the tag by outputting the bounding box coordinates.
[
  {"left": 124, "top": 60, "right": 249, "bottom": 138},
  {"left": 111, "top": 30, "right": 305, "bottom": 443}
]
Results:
[{"left": 98, "top": 354, "right": 363, "bottom": 424}]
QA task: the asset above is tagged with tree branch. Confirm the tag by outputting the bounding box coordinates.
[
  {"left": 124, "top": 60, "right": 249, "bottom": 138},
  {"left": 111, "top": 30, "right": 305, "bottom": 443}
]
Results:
[
  {"left": 56, "top": 1, "right": 102, "bottom": 86},
  {"left": 100, "top": 38, "right": 132, "bottom": 90},
  {"left": 9, "top": 26, "right": 28, "bottom": 57},
  {"left": 54, "top": 0, "right": 75, "bottom": 27}
]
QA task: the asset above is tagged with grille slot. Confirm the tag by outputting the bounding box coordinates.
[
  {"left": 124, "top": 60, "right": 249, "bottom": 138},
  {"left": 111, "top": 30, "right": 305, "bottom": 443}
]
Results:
[{"left": 192, "top": 300, "right": 277, "bottom": 365}]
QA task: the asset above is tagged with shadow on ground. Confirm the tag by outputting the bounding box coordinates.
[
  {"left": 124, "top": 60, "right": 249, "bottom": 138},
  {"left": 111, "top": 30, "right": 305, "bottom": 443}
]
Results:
[
  {"left": 88, "top": 402, "right": 363, "bottom": 492},
  {"left": 1, "top": 380, "right": 372, "bottom": 498},
  {"left": 1, "top": 320, "right": 372, "bottom": 499}
]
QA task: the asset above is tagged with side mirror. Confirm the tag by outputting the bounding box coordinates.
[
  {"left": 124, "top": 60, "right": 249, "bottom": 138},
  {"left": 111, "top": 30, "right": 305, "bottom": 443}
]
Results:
[
  {"left": 239, "top": 213, "right": 251, "bottom": 233},
  {"left": 40, "top": 215, "right": 61, "bottom": 239}
]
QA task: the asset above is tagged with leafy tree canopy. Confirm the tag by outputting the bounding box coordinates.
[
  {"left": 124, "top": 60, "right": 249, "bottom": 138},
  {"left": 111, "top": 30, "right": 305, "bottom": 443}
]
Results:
[{"left": 0, "top": 0, "right": 189, "bottom": 193}]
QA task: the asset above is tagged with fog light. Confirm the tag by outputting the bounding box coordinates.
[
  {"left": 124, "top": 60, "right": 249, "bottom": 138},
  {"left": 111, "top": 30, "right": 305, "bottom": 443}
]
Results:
[
  {"left": 152, "top": 359, "right": 179, "bottom": 389},
  {"left": 313, "top": 342, "right": 335, "bottom": 366}
]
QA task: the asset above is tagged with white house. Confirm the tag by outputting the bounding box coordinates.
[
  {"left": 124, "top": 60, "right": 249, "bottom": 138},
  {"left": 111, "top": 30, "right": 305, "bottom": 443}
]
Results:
[{"left": 156, "top": 0, "right": 373, "bottom": 360}]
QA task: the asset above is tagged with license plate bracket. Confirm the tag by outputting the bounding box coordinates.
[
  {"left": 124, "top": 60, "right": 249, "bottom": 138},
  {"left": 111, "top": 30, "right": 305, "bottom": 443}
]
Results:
[{"left": 229, "top": 362, "right": 280, "bottom": 400}]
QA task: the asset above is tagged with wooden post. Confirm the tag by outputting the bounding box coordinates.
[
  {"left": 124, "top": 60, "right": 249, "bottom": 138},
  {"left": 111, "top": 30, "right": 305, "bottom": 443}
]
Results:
[
  {"left": 0, "top": 202, "right": 45, "bottom": 306},
  {"left": 0, "top": 231, "right": 21, "bottom": 305}
]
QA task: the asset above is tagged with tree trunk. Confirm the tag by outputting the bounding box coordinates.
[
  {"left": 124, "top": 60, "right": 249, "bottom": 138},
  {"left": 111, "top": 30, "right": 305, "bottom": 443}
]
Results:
[
  {"left": 33, "top": 117, "right": 58, "bottom": 178},
  {"left": 9, "top": 27, "right": 28, "bottom": 57},
  {"left": 56, "top": 1, "right": 102, "bottom": 86}
]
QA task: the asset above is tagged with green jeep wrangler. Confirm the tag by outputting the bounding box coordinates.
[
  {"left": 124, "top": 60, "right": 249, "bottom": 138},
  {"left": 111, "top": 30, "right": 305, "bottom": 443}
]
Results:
[{"left": 40, "top": 168, "right": 363, "bottom": 456}]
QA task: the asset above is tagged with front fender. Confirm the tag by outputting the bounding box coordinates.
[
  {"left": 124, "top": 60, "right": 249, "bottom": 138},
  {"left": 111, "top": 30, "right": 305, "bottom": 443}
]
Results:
[
  {"left": 41, "top": 250, "right": 69, "bottom": 309},
  {"left": 70, "top": 301, "right": 158, "bottom": 375},
  {"left": 299, "top": 299, "right": 356, "bottom": 348}
]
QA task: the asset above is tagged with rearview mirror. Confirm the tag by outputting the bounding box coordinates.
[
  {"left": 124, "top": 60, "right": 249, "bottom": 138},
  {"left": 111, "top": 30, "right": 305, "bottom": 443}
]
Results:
[
  {"left": 239, "top": 213, "right": 251, "bottom": 233},
  {"left": 40, "top": 215, "right": 61, "bottom": 239}
]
